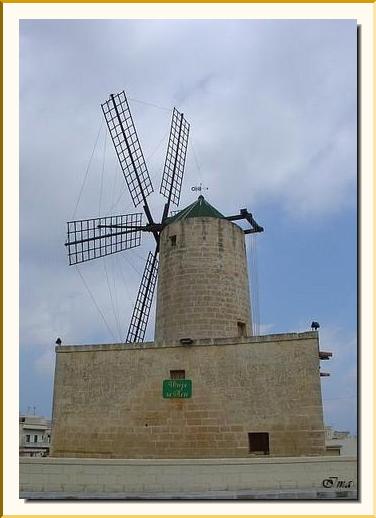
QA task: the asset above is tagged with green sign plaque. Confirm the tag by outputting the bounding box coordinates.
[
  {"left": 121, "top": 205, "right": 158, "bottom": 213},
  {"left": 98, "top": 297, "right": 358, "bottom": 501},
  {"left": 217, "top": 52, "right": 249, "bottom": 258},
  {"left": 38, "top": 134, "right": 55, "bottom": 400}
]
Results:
[{"left": 163, "top": 379, "right": 192, "bottom": 398}]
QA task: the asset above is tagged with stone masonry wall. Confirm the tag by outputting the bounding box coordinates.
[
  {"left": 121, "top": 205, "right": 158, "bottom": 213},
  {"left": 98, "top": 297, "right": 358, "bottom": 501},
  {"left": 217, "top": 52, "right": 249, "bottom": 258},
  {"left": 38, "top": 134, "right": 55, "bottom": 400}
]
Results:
[
  {"left": 20, "top": 456, "right": 357, "bottom": 497},
  {"left": 154, "top": 217, "right": 252, "bottom": 342},
  {"left": 50, "top": 332, "right": 325, "bottom": 458}
]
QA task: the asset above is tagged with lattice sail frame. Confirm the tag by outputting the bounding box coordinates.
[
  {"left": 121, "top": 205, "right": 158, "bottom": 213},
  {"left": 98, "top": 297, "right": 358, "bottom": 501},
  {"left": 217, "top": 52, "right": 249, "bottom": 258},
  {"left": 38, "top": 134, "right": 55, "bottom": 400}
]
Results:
[
  {"left": 67, "top": 91, "right": 193, "bottom": 343},
  {"left": 160, "top": 108, "right": 190, "bottom": 207},
  {"left": 66, "top": 213, "right": 142, "bottom": 265},
  {"left": 101, "top": 91, "right": 154, "bottom": 208},
  {"left": 126, "top": 250, "right": 159, "bottom": 343}
]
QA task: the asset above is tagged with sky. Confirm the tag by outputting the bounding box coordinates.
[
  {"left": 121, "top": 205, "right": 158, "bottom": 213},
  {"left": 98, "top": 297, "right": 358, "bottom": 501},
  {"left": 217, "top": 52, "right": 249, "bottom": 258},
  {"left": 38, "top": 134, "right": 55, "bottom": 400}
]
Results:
[{"left": 19, "top": 19, "right": 357, "bottom": 433}]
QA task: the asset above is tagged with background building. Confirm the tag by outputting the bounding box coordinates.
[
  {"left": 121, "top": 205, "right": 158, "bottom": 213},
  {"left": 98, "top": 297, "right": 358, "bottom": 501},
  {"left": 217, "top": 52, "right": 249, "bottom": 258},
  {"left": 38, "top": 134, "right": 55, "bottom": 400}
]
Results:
[
  {"left": 19, "top": 415, "right": 51, "bottom": 457},
  {"left": 325, "top": 426, "right": 357, "bottom": 456}
]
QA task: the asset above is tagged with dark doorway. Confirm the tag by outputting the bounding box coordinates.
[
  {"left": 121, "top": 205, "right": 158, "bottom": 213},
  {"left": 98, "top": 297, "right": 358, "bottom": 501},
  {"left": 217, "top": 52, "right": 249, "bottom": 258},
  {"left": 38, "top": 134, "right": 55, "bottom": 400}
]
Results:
[{"left": 248, "top": 432, "right": 270, "bottom": 455}]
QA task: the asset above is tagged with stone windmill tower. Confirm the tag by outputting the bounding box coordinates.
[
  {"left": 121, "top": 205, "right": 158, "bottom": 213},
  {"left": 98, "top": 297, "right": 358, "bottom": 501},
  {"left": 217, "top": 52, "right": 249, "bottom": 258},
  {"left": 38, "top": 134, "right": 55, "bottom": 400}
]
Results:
[{"left": 155, "top": 195, "right": 262, "bottom": 343}]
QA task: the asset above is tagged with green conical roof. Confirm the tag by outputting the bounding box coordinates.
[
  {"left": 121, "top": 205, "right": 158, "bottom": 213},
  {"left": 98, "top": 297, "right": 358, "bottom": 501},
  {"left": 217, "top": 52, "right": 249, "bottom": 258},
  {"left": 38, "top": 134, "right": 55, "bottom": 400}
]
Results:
[{"left": 166, "top": 195, "right": 225, "bottom": 224}]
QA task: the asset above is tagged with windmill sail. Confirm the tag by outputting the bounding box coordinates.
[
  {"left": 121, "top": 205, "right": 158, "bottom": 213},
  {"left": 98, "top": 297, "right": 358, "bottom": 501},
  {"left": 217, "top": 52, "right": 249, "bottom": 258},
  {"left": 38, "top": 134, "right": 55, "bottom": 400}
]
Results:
[
  {"left": 126, "top": 249, "right": 159, "bottom": 343},
  {"left": 67, "top": 92, "right": 192, "bottom": 343},
  {"left": 160, "top": 108, "right": 190, "bottom": 214},
  {"left": 66, "top": 213, "right": 143, "bottom": 265},
  {"left": 101, "top": 91, "right": 154, "bottom": 208}
]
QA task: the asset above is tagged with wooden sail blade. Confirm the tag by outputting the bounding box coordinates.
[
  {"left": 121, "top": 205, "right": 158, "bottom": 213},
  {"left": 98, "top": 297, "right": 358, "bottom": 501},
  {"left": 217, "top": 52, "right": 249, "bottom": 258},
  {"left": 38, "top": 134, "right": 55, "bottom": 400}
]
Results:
[
  {"left": 126, "top": 249, "right": 159, "bottom": 343},
  {"left": 160, "top": 108, "right": 190, "bottom": 213},
  {"left": 66, "top": 213, "right": 143, "bottom": 265},
  {"left": 101, "top": 91, "right": 154, "bottom": 208}
]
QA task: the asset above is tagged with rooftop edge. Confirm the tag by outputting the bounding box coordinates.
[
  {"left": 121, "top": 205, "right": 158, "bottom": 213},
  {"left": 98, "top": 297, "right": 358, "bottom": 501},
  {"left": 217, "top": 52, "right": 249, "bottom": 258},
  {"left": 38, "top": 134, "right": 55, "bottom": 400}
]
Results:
[{"left": 56, "top": 331, "right": 318, "bottom": 353}]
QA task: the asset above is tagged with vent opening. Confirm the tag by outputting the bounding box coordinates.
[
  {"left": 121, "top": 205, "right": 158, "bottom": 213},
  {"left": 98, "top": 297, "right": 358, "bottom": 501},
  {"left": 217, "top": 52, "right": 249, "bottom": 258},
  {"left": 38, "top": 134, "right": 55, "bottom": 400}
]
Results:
[
  {"left": 248, "top": 432, "right": 270, "bottom": 455},
  {"left": 170, "top": 370, "right": 185, "bottom": 379}
]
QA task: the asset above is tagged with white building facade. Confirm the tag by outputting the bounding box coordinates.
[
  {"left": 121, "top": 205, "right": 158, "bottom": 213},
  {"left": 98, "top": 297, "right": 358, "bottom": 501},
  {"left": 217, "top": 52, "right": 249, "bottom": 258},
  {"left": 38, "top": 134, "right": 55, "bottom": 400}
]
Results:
[{"left": 19, "top": 415, "right": 51, "bottom": 457}]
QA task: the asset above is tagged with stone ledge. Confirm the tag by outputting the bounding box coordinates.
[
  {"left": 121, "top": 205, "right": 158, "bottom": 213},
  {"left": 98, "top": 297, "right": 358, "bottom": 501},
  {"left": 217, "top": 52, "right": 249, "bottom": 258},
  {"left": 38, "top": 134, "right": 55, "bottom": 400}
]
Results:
[
  {"left": 56, "top": 331, "right": 318, "bottom": 353},
  {"left": 20, "top": 455, "right": 356, "bottom": 466}
]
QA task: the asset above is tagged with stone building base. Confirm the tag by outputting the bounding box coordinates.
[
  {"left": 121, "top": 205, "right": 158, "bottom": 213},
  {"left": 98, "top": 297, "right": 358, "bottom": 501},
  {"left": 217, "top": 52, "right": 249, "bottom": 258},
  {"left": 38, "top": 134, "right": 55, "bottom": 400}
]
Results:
[{"left": 51, "top": 332, "right": 326, "bottom": 459}]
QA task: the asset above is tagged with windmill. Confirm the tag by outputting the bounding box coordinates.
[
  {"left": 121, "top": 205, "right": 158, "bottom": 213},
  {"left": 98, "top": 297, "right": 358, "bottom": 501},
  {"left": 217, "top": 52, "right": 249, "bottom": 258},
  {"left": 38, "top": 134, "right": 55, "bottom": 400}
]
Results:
[{"left": 65, "top": 90, "right": 264, "bottom": 344}]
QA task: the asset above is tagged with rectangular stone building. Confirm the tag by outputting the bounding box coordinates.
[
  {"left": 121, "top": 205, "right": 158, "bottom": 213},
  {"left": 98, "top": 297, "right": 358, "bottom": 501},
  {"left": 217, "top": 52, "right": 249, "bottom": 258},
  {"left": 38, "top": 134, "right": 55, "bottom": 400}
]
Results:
[{"left": 50, "top": 331, "right": 326, "bottom": 458}]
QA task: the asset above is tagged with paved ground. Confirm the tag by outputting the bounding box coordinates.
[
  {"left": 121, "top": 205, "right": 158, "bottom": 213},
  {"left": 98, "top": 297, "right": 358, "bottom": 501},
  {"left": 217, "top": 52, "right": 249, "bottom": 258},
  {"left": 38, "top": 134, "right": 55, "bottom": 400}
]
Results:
[{"left": 20, "top": 489, "right": 358, "bottom": 500}]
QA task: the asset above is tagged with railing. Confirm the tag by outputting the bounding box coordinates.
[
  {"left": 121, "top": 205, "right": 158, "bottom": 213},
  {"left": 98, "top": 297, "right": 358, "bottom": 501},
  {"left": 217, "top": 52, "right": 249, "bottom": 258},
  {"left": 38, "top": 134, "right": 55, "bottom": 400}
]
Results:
[{"left": 22, "top": 440, "right": 50, "bottom": 448}]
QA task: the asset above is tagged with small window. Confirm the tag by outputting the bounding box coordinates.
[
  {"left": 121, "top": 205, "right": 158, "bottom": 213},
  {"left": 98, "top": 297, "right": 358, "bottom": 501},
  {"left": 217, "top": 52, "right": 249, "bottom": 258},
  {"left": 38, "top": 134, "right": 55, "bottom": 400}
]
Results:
[
  {"left": 169, "top": 235, "right": 177, "bottom": 247},
  {"left": 34, "top": 435, "right": 38, "bottom": 443},
  {"left": 248, "top": 432, "right": 270, "bottom": 455},
  {"left": 237, "top": 321, "right": 246, "bottom": 337},
  {"left": 25, "top": 434, "right": 30, "bottom": 443},
  {"left": 170, "top": 370, "right": 185, "bottom": 379}
]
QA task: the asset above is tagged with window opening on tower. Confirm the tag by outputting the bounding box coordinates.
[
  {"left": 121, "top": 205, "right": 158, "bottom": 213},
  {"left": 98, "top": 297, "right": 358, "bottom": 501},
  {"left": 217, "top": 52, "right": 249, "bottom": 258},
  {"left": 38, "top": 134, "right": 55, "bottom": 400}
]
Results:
[{"left": 237, "top": 321, "right": 246, "bottom": 337}]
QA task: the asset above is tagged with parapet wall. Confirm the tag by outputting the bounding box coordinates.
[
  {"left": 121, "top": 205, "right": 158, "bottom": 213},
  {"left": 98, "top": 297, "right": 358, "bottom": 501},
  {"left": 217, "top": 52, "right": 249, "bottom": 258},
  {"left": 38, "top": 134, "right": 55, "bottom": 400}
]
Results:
[{"left": 20, "top": 456, "right": 357, "bottom": 499}]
